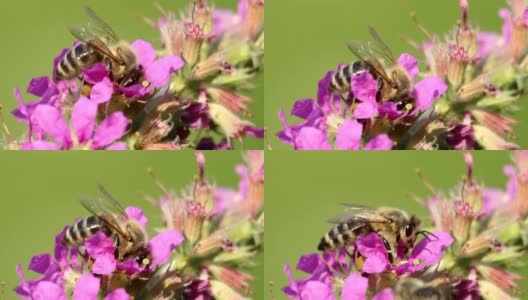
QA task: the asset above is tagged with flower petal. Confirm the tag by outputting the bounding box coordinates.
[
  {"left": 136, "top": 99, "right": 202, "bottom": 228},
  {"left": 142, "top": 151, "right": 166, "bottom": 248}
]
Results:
[
  {"left": 291, "top": 99, "right": 316, "bottom": 119},
  {"left": 148, "top": 230, "right": 185, "bottom": 266},
  {"left": 125, "top": 206, "right": 148, "bottom": 229},
  {"left": 85, "top": 231, "right": 115, "bottom": 258},
  {"left": 71, "top": 97, "right": 97, "bottom": 144},
  {"left": 90, "top": 77, "right": 113, "bottom": 104},
  {"left": 356, "top": 233, "right": 390, "bottom": 273},
  {"left": 33, "top": 105, "right": 71, "bottom": 147},
  {"left": 32, "top": 281, "right": 67, "bottom": 300},
  {"left": 300, "top": 281, "right": 336, "bottom": 300},
  {"left": 104, "top": 142, "right": 128, "bottom": 150},
  {"left": 335, "top": 119, "right": 362, "bottom": 150},
  {"left": 27, "top": 77, "right": 50, "bottom": 97},
  {"left": 277, "top": 109, "right": 294, "bottom": 145},
  {"left": 364, "top": 134, "right": 393, "bottom": 150},
  {"left": 409, "top": 231, "right": 453, "bottom": 268},
  {"left": 351, "top": 72, "right": 378, "bottom": 102},
  {"left": 353, "top": 101, "right": 378, "bottom": 119},
  {"left": 342, "top": 273, "right": 368, "bottom": 300},
  {"left": 145, "top": 55, "right": 185, "bottom": 88},
  {"left": 294, "top": 127, "right": 332, "bottom": 150},
  {"left": 83, "top": 63, "right": 109, "bottom": 84},
  {"left": 92, "top": 112, "right": 128, "bottom": 149},
  {"left": 73, "top": 273, "right": 100, "bottom": 300},
  {"left": 378, "top": 102, "right": 402, "bottom": 120},
  {"left": 397, "top": 53, "right": 419, "bottom": 80},
  {"left": 92, "top": 253, "right": 116, "bottom": 275},
  {"left": 373, "top": 288, "right": 394, "bottom": 300},
  {"left": 412, "top": 76, "right": 448, "bottom": 110},
  {"left": 296, "top": 253, "right": 323, "bottom": 274},
  {"left": 117, "top": 260, "right": 143, "bottom": 275},
  {"left": 131, "top": 40, "right": 156, "bottom": 67},
  {"left": 28, "top": 254, "right": 52, "bottom": 274},
  {"left": 104, "top": 288, "right": 130, "bottom": 300},
  {"left": 21, "top": 141, "right": 62, "bottom": 150}
]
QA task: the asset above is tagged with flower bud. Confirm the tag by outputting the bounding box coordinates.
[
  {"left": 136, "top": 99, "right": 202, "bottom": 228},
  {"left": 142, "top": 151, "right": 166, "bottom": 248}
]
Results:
[
  {"left": 447, "top": 45, "right": 469, "bottom": 88},
  {"left": 460, "top": 232, "right": 497, "bottom": 257},
  {"left": 244, "top": 0, "right": 264, "bottom": 41},
  {"left": 209, "top": 265, "right": 253, "bottom": 293},
  {"left": 184, "top": 200, "right": 206, "bottom": 243},
  {"left": 206, "top": 86, "right": 252, "bottom": 115},
  {"left": 183, "top": 23, "right": 205, "bottom": 66},
  {"left": 473, "top": 125, "right": 519, "bottom": 150},
  {"left": 452, "top": 200, "right": 473, "bottom": 243},
  {"left": 471, "top": 109, "right": 517, "bottom": 138},
  {"left": 455, "top": 77, "right": 494, "bottom": 102}
]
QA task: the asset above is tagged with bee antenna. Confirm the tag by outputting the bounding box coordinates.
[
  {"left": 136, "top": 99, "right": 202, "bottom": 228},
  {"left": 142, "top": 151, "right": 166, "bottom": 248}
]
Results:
[{"left": 418, "top": 230, "right": 438, "bottom": 241}]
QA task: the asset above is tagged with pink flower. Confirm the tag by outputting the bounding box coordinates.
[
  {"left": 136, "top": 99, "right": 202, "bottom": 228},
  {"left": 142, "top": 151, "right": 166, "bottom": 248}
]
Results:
[
  {"left": 32, "top": 281, "right": 67, "bottom": 300},
  {"left": 392, "top": 231, "right": 454, "bottom": 275},
  {"left": 85, "top": 232, "right": 116, "bottom": 275},
  {"left": 148, "top": 230, "right": 185, "bottom": 266},
  {"left": 73, "top": 273, "right": 100, "bottom": 300},
  {"left": 356, "top": 233, "right": 390, "bottom": 273},
  {"left": 119, "top": 40, "right": 185, "bottom": 97},
  {"left": 22, "top": 97, "right": 128, "bottom": 150},
  {"left": 397, "top": 53, "right": 419, "bottom": 80},
  {"left": 125, "top": 206, "right": 148, "bottom": 229},
  {"left": 342, "top": 273, "right": 394, "bottom": 300},
  {"left": 104, "top": 289, "right": 130, "bottom": 300},
  {"left": 336, "top": 119, "right": 393, "bottom": 150},
  {"left": 412, "top": 76, "right": 448, "bottom": 111}
]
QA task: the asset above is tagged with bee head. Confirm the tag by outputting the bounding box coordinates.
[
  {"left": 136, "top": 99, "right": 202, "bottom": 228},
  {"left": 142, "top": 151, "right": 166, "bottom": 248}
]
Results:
[
  {"left": 400, "top": 215, "right": 421, "bottom": 247},
  {"left": 391, "top": 67, "right": 412, "bottom": 96}
]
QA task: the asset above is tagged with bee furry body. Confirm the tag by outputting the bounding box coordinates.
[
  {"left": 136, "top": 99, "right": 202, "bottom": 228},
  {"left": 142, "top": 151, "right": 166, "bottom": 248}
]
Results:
[
  {"left": 329, "top": 27, "right": 415, "bottom": 112},
  {"left": 62, "top": 185, "right": 150, "bottom": 264},
  {"left": 318, "top": 205, "right": 421, "bottom": 263},
  {"left": 55, "top": 7, "right": 143, "bottom": 88}
]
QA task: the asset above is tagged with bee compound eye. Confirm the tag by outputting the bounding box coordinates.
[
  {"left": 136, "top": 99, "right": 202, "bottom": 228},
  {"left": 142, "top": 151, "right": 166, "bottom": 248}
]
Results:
[{"left": 405, "top": 224, "right": 414, "bottom": 237}]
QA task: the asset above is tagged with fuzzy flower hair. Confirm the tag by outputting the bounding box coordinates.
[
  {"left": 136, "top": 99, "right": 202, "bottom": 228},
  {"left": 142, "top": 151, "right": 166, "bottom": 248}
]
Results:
[
  {"left": 282, "top": 151, "right": 528, "bottom": 299},
  {"left": 6, "top": 0, "right": 264, "bottom": 150},
  {"left": 277, "top": 0, "right": 525, "bottom": 150},
  {"left": 15, "top": 151, "right": 264, "bottom": 299}
]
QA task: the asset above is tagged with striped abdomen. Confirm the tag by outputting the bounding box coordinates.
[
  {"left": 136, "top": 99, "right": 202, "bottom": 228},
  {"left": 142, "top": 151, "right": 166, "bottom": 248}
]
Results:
[
  {"left": 56, "top": 42, "right": 102, "bottom": 80},
  {"left": 329, "top": 61, "right": 370, "bottom": 93},
  {"left": 317, "top": 222, "right": 373, "bottom": 251},
  {"left": 62, "top": 215, "right": 108, "bottom": 247}
]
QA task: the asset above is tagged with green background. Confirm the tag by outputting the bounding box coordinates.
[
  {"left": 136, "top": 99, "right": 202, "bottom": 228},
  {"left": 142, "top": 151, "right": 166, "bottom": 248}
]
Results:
[
  {"left": 0, "top": 0, "right": 263, "bottom": 150},
  {"left": 266, "top": 0, "right": 527, "bottom": 150},
  {"left": 0, "top": 151, "right": 264, "bottom": 299},
  {"left": 265, "top": 151, "right": 528, "bottom": 299}
]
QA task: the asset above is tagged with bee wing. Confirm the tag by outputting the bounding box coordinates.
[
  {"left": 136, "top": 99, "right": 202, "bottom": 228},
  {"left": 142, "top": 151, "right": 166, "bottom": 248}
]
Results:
[
  {"left": 80, "top": 196, "right": 131, "bottom": 241},
  {"left": 326, "top": 214, "right": 391, "bottom": 225},
  {"left": 346, "top": 40, "right": 395, "bottom": 87},
  {"left": 68, "top": 24, "right": 123, "bottom": 65},
  {"left": 83, "top": 6, "right": 120, "bottom": 43},
  {"left": 327, "top": 203, "right": 392, "bottom": 224},
  {"left": 367, "top": 26, "right": 395, "bottom": 64},
  {"left": 95, "top": 183, "right": 127, "bottom": 217}
]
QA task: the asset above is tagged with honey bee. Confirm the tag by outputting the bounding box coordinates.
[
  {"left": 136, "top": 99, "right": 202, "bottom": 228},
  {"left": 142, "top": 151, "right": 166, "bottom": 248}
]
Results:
[
  {"left": 317, "top": 204, "right": 425, "bottom": 264},
  {"left": 62, "top": 184, "right": 150, "bottom": 266},
  {"left": 55, "top": 7, "right": 143, "bottom": 88},
  {"left": 395, "top": 277, "right": 446, "bottom": 300},
  {"left": 329, "top": 27, "right": 414, "bottom": 112}
]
